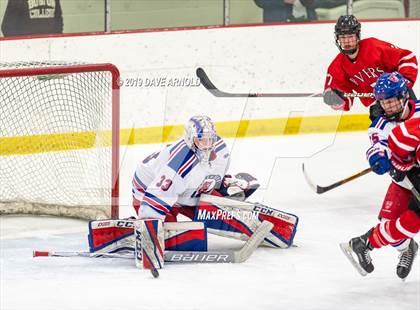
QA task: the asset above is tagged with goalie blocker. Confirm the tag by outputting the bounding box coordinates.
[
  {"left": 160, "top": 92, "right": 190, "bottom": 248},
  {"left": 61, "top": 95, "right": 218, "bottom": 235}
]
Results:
[{"left": 134, "top": 219, "right": 165, "bottom": 270}]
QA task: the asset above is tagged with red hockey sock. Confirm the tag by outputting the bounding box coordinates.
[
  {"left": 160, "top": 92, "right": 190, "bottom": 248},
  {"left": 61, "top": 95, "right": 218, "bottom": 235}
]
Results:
[{"left": 368, "top": 210, "right": 420, "bottom": 249}]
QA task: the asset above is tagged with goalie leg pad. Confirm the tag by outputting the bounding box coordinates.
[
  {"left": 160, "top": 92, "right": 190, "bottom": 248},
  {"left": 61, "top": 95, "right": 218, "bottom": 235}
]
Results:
[
  {"left": 195, "top": 194, "right": 298, "bottom": 248},
  {"left": 134, "top": 219, "right": 165, "bottom": 270},
  {"left": 164, "top": 222, "right": 207, "bottom": 251},
  {"left": 88, "top": 219, "right": 135, "bottom": 253},
  {"left": 89, "top": 219, "right": 207, "bottom": 255}
]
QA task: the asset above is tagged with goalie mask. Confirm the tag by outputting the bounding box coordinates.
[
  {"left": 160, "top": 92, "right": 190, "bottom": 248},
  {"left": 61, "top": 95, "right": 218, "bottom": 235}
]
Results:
[
  {"left": 374, "top": 72, "right": 409, "bottom": 121},
  {"left": 184, "top": 115, "right": 217, "bottom": 164},
  {"left": 334, "top": 15, "right": 361, "bottom": 55}
]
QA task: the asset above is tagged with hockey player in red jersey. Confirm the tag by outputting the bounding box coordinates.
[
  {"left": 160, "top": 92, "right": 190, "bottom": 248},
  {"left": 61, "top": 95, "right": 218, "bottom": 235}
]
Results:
[
  {"left": 340, "top": 72, "right": 419, "bottom": 279},
  {"left": 323, "top": 15, "right": 418, "bottom": 120}
]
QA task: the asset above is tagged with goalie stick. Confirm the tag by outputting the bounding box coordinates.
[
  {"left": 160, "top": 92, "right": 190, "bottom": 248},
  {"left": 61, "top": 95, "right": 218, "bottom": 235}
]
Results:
[
  {"left": 34, "top": 220, "right": 274, "bottom": 264},
  {"left": 196, "top": 67, "right": 373, "bottom": 99},
  {"left": 302, "top": 163, "right": 372, "bottom": 194}
]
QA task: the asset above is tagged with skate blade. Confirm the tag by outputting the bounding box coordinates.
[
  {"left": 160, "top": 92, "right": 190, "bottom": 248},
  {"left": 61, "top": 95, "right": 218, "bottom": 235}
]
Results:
[{"left": 339, "top": 242, "right": 368, "bottom": 277}]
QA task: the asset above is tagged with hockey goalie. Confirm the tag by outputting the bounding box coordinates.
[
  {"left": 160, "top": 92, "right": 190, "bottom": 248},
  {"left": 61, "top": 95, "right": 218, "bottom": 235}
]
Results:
[{"left": 88, "top": 115, "right": 298, "bottom": 271}]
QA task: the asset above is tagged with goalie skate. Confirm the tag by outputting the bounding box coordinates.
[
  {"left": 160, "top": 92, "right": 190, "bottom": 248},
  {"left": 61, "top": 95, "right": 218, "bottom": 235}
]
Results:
[{"left": 339, "top": 242, "right": 368, "bottom": 277}]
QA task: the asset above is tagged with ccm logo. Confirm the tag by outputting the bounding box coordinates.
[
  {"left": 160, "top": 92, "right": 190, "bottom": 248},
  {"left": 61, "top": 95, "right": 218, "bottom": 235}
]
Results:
[
  {"left": 116, "top": 221, "right": 134, "bottom": 228},
  {"left": 170, "top": 253, "right": 230, "bottom": 262},
  {"left": 253, "top": 205, "right": 292, "bottom": 221}
]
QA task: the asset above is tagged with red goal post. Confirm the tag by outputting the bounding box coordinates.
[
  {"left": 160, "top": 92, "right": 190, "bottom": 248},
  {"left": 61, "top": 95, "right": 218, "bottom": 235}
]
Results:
[{"left": 0, "top": 62, "right": 120, "bottom": 220}]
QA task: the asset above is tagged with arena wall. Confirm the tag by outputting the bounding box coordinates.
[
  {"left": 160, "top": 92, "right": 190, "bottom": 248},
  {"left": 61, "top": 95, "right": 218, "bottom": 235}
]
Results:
[{"left": 1, "top": 20, "right": 418, "bottom": 145}]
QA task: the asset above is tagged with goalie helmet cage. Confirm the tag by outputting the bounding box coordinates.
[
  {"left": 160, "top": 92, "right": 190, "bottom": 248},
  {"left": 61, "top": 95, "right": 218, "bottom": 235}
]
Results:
[{"left": 0, "top": 62, "right": 120, "bottom": 220}]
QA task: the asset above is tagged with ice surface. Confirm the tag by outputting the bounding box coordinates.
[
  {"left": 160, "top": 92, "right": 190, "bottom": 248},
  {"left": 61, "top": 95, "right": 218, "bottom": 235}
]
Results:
[{"left": 1, "top": 132, "right": 419, "bottom": 310}]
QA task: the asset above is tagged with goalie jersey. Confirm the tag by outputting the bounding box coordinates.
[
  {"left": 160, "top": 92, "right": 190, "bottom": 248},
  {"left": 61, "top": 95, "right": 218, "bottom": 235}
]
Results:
[{"left": 132, "top": 137, "right": 230, "bottom": 219}]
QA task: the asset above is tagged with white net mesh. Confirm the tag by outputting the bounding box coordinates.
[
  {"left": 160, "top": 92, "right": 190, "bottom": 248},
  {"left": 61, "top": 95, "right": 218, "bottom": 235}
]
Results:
[{"left": 0, "top": 62, "right": 119, "bottom": 220}]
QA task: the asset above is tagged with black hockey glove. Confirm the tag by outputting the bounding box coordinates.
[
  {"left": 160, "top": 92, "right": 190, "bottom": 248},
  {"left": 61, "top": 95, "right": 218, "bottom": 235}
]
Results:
[
  {"left": 408, "top": 87, "right": 418, "bottom": 101},
  {"left": 369, "top": 102, "right": 384, "bottom": 121},
  {"left": 389, "top": 153, "right": 415, "bottom": 183}
]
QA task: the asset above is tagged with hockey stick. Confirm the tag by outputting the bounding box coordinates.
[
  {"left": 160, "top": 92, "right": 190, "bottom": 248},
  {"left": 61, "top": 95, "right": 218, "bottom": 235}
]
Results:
[
  {"left": 302, "top": 163, "right": 373, "bottom": 194},
  {"left": 406, "top": 177, "right": 420, "bottom": 203},
  {"left": 34, "top": 221, "right": 273, "bottom": 264},
  {"left": 196, "top": 67, "right": 373, "bottom": 99},
  {"left": 33, "top": 251, "right": 133, "bottom": 259},
  {"left": 32, "top": 250, "right": 245, "bottom": 263},
  {"left": 411, "top": 185, "right": 420, "bottom": 203}
]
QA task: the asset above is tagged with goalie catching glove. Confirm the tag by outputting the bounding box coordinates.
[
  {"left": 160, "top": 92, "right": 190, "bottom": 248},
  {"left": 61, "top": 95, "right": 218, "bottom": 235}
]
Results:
[{"left": 216, "top": 172, "right": 260, "bottom": 201}]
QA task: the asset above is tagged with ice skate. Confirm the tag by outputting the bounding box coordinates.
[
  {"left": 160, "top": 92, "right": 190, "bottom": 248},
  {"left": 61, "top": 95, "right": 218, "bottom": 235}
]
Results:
[
  {"left": 340, "top": 230, "right": 374, "bottom": 276},
  {"left": 396, "top": 239, "right": 418, "bottom": 280}
]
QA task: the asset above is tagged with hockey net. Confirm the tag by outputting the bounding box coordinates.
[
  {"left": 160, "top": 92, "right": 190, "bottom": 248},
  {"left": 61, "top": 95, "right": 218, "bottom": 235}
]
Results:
[{"left": 0, "top": 62, "right": 120, "bottom": 220}]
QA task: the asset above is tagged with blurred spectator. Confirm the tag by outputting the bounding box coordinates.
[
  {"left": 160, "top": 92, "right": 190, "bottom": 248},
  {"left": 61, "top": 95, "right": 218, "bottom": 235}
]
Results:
[
  {"left": 1, "top": 0, "right": 63, "bottom": 37},
  {"left": 255, "top": 0, "right": 317, "bottom": 23},
  {"left": 295, "top": 0, "right": 318, "bottom": 21}
]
